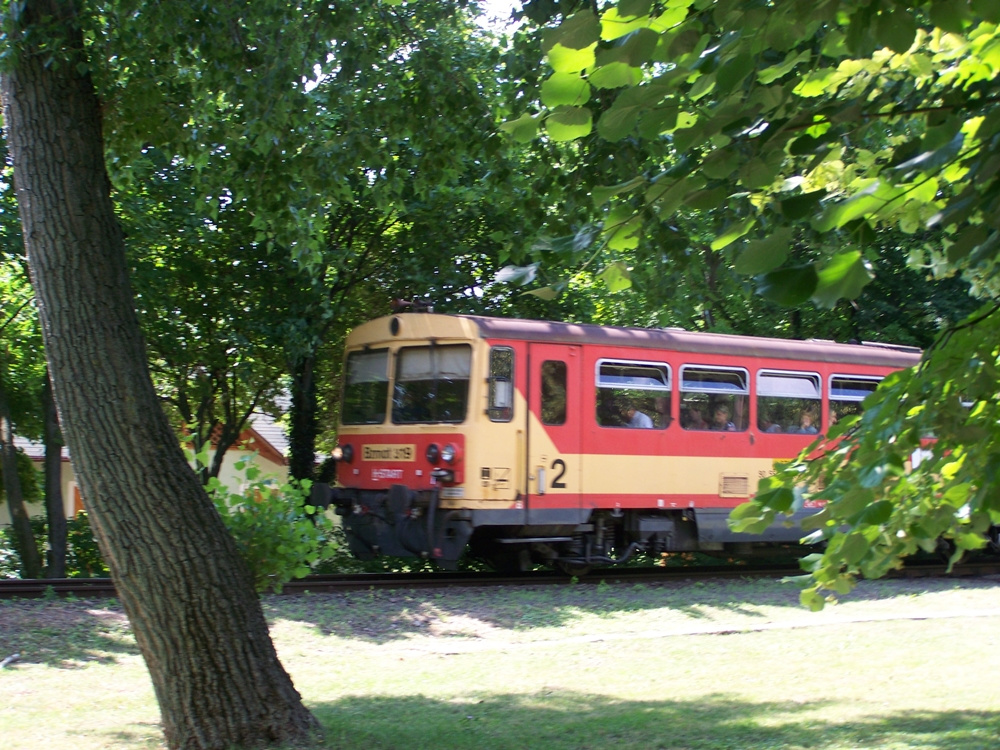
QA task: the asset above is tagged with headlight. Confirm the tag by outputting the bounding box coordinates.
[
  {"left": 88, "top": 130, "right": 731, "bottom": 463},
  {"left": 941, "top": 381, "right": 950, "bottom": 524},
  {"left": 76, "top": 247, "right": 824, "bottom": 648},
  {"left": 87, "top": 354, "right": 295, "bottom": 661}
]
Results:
[
  {"left": 333, "top": 444, "right": 354, "bottom": 463},
  {"left": 441, "top": 443, "right": 458, "bottom": 464},
  {"left": 426, "top": 443, "right": 440, "bottom": 464}
]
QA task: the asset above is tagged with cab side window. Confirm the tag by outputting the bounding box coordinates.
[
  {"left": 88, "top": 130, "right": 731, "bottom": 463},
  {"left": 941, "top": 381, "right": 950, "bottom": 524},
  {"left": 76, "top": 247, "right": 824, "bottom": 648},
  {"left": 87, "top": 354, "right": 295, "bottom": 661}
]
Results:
[
  {"left": 541, "top": 360, "right": 567, "bottom": 426},
  {"left": 488, "top": 347, "right": 515, "bottom": 422}
]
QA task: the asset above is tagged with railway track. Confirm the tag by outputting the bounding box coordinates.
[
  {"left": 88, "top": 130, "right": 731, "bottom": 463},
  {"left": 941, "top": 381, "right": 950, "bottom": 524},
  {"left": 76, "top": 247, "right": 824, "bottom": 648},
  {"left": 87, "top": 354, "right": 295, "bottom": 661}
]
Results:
[{"left": 2, "top": 557, "right": 998, "bottom": 600}]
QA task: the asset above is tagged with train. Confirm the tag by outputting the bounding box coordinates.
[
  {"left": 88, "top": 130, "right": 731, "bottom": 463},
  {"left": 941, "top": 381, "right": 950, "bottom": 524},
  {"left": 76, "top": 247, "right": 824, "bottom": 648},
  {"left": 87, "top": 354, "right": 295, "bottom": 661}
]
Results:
[{"left": 316, "top": 312, "right": 921, "bottom": 573}]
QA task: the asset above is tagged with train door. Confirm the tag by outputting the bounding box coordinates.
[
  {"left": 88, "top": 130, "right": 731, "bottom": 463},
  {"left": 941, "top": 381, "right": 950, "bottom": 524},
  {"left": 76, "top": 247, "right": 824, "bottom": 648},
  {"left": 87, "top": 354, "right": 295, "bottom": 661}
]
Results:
[{"left": 526, "top": 343, "right": 583, "bottom": 523}]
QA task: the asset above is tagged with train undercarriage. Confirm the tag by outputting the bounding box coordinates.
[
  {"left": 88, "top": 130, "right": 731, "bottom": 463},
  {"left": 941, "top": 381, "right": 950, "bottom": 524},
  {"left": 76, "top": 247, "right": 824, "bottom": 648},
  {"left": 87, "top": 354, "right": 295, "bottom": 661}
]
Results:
[{"left": 319, "top": 483, "right": 815, "bottom": 574}]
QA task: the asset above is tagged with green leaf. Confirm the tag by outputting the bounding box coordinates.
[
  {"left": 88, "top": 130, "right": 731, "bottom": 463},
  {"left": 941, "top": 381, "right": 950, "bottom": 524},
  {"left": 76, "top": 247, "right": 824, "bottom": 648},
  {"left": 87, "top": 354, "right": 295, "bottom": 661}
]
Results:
[
  {"left": 684, "top": 185, "right": 730, "bottom": 211},
  {"left": 972, "top": 0, "right": 1000, "bottom": 22},
  {"left": 812, "top": 181, "right": 904, "bottom": 232},
  {"left": 589, "top": 62, "right": 643, "bottom": 89},
  {"left": 710, "top": 217, "right": 756, "bottom": 251},
  {"left": 598, "top": 261, "right": 633, "bottom": 292},
  {"left": 545, "top": 106, "right": 593, "bottom": 141},
  {"left": 495, "top": 263, "right": 539, "bottom": 286},
  {"left": 832, "top": 487, "right": 875, "bottom": 521},
  {"left": 734, "top": 227, "right": 794, "bottom": 275},
  {"left": 892, "top": 131, "right": 965, "bottom": 181},
  {"left": 645, "top": 174, "right": 706, "bottom": 216},
  {"left": 860, "top": 500, "right": 894, "bottom": 525},
  {"left": 811, "top": 249, "right": 873, "bottom": 307},
  {"left": 756, "top": 265, "right": 818, "bottom": 306},
  {"left": 757, "top": 50, "right": 811, "bottom": 84},
  {"left": 841, "top": 532, "right": 870, "bottom": 564},
  {"left": 598, "top": 105, "right": 642, "bottom": 141},
  {"left": 738, "top": 153, "right": 784, "bottom": 190},
  {"left": 526, "top": 285, "right": 559, "bottom": 300},
  {"left": 541, "top": 73, "right": 591, "bottom": 107},
  {"left": 930, "top": 0, "right": 970, "bottom": 32},
  {"left": 547, "top": 43, "right": 597, "bottom": 73},
  {"left": 499, "top": 113, "right": 540, "bottom": 144},
  {"left": 597, "top": 27, "right": 660, "bottom": 65},
  {"left": 619, "top": 0, "right": 653, "bottom": 16},
  {"left": 875, "top": 7, "right": 917, "bottom": 53},
  {"left": 591, "top": 177, "right": 647, "bottom": 207},
  {"left": 779, "top": 190, "right": 826, "bottom": 220},
  {"left": 715, "top": 54, "right": 753, "bottom": 94},
  {"left": 794, "top": 67, "right": 842, "bottom": 98},
  {"left": 800, "top": 587, "right": 827, "bottom": 611},
  {"left": 756, "top": 485, "right": 796, "bottom": 513},
  {"left": 605, "top": 207, "right": 642, "bottom": 250},
  {"left": 546, "top": 11, "right": 602, "bottom": 51}
]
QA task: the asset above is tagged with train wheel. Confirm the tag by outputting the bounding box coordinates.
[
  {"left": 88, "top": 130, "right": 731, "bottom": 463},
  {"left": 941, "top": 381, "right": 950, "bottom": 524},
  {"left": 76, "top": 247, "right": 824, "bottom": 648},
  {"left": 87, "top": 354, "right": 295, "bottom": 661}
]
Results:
[
  {"left": 486, "top": 547, "right": 531, "bottom": 573},
  {"left": 555, "top": 560, "right": 592, "bottom": 577}
]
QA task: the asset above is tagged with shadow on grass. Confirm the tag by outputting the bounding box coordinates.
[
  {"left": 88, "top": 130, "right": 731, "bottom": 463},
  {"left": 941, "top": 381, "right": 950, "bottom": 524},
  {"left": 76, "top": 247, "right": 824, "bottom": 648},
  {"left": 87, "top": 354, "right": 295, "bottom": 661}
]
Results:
[
  {"left": 265, "top": 576, "right": 1000, "bottom": 645},
  {"left": 308, "top": 691, "right": 1000, "bottom": 750},
  {"left": 0, "top": 598, "right": 138, "bottom": 667}
]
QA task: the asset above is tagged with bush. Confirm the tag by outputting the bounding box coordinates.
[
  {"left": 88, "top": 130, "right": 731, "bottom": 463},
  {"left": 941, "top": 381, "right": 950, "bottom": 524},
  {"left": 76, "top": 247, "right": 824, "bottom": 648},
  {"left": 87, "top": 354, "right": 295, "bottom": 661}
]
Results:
[
  {"left": 66, "top": 512, "right": 109, "bottom": 577},
  {"left": 206, "top": 456, "right": 338, "bottom": 593},
  {"left": 0, "top": 512, "right": 109, "bottom": 578}
]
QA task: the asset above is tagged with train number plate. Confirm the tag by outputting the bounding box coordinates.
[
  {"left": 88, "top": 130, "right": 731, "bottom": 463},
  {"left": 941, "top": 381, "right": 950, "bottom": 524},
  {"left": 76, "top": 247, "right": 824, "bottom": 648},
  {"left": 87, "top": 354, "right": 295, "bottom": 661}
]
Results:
[{"left": 362, "top": 444, "right": 416, "bottom": 461}]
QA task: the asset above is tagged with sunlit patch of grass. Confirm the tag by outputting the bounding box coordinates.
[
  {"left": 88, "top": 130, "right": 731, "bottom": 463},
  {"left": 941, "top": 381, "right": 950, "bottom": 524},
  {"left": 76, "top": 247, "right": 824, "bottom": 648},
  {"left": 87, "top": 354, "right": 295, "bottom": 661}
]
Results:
[{"left": 5, "top": 577, "right": 1000, "bottom": 749}]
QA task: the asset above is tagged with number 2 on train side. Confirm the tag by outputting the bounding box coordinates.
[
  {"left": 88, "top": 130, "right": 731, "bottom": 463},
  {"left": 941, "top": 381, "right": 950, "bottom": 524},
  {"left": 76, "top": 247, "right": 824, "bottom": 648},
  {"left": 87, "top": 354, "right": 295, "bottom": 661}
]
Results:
[{"left": 551, "top": 458, "right": 567, "bottom": 489}]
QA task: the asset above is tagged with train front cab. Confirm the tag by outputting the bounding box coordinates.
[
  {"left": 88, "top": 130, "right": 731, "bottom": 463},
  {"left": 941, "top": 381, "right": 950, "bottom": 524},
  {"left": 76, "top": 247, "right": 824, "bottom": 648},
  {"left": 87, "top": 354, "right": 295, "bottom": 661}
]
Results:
[{"left": 328, "top": 314, "right": 528, "bottom": 569}]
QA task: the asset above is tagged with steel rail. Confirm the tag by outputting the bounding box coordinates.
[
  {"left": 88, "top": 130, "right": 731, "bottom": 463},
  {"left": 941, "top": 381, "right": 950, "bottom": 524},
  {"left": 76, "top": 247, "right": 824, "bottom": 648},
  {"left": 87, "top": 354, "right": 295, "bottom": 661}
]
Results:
[{"left": 1, "top": 558, "right": 995, "bottom": 600}]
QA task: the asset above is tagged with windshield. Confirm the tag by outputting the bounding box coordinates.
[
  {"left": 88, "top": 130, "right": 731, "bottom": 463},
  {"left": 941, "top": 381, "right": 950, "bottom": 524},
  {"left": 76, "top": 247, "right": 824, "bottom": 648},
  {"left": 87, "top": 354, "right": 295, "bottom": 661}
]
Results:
[
  {"left": 342, "top": 349, "right": 389, "bottom": 425},
  {"left": 392, "top": 344, "right": 472, "bottom": 424}
]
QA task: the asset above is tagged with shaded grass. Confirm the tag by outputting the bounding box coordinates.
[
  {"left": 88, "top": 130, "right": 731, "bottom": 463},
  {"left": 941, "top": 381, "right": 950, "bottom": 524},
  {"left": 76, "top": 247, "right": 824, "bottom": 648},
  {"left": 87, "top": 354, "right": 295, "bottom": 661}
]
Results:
[
  {"left": 2, "top": 576, "right": 1000, "bottom": 749},
  {"left": 312, "top": 694, "right": 1000, "bottom": 750},
  {"left": 0, "top": 597, "right": 137, "bottom": 666}
]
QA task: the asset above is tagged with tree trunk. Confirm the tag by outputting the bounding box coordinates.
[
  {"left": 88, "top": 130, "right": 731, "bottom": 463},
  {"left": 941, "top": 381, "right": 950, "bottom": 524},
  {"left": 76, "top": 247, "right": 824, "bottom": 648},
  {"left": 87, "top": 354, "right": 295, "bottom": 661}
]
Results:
[
  {"left": 0, "top": 380, "right": 43, "bottom": 579},
  {"left": 42, "top": 373, "right": 66, "bottom": 578},
  {"left": 0, "top": 2, "right": 320, "bottom": 748},
  {"left": 288, "top": 353, "right": 319, "bottom": 481}
]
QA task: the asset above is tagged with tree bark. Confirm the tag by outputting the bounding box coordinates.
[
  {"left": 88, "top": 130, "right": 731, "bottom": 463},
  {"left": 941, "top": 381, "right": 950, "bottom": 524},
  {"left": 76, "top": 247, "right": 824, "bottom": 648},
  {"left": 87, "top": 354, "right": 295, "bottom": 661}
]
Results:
[
  {"left": 288, "top": 353, "right": 318, "bottom": 481},
  {"left": 0, "top": 2, "right": 320, "bottom": 748},
  {"left": 0, "top": 380, "right": 43, "bottom": 579},
  {"left": 42, "top": 373, "right": 66, "bottom": 578}
]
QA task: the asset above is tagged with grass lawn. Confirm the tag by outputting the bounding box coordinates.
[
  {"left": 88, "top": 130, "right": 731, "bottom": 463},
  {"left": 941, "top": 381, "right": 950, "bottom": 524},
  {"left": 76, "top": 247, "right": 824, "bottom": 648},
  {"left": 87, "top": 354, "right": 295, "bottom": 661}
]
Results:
[{"left": 2, "top": 575, "right": 1000, "bottom": 749}]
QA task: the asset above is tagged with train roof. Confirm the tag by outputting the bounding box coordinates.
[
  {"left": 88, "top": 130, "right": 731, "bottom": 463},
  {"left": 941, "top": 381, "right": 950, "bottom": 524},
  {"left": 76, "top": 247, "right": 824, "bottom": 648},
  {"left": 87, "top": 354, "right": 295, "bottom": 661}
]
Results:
[{"left": 354, "top": 313, "right": 923, "bottom": 369}]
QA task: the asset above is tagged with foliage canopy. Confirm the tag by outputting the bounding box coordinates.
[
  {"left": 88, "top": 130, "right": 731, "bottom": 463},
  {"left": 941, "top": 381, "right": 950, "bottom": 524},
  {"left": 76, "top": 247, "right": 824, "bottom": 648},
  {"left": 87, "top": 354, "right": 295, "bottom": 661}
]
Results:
[{"left": 518, "top": 0, "right": 1000, "bottom": 604}]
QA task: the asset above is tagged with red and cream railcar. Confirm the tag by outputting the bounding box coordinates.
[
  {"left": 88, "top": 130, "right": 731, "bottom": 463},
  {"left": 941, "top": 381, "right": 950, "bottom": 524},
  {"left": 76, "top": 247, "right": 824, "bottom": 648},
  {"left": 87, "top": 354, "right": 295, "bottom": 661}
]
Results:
[{"left": 323, "top": 313, "right": 921, "bottom": 571}]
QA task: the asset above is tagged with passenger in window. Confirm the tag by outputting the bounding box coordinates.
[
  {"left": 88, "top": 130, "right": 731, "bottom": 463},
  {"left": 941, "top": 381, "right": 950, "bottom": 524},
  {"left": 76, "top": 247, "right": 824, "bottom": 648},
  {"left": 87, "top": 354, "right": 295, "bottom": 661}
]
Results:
[
  {"left": 760, "top": 414, "right": 782, "bottom": 433},
  {"left": 624, "top": 402, "right": 653, "bottom": 429},
  {"left": 683, "top": 405, "right": 708, "bottom": 430},
  {"left": 654, "top": 396, "right": 671, "bottom": 427},
  {"left": 793, "top": 409, "right": 819, "bottom": 434},
  {"left": 711, "top": 404, "right": 736, "bottom": 431}
]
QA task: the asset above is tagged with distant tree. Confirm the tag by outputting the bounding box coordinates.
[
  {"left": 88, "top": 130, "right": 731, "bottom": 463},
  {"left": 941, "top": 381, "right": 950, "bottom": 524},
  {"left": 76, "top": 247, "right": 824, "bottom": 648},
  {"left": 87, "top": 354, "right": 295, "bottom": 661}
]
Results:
[
  {"left": 120, "top": 148, "right": 287, "bottom": 483},
  {"left": 0, "top": 258, "right": 43, "bottom": 578}
]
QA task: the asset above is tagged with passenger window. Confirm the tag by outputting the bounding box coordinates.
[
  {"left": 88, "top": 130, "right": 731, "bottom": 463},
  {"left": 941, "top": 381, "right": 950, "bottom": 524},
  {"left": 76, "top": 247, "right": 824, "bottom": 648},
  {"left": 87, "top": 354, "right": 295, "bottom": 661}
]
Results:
[
  {"left": 541, "top": 360, "right": 567, "bottom": 426},
  {"left": 595, "top": 360, "right": 670, "bottom": 429},
  {"left": 680, "top": 366, "right": 749, "bottom": 432},
  {"left": 757, "top": 370, "right": 821, "bottom": 434},
  {"left": 488, "top": 347, "right": 514, "bottom": 422},
  {"left": 829, "top": 375, "right": 881, "bottom": 425}
]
